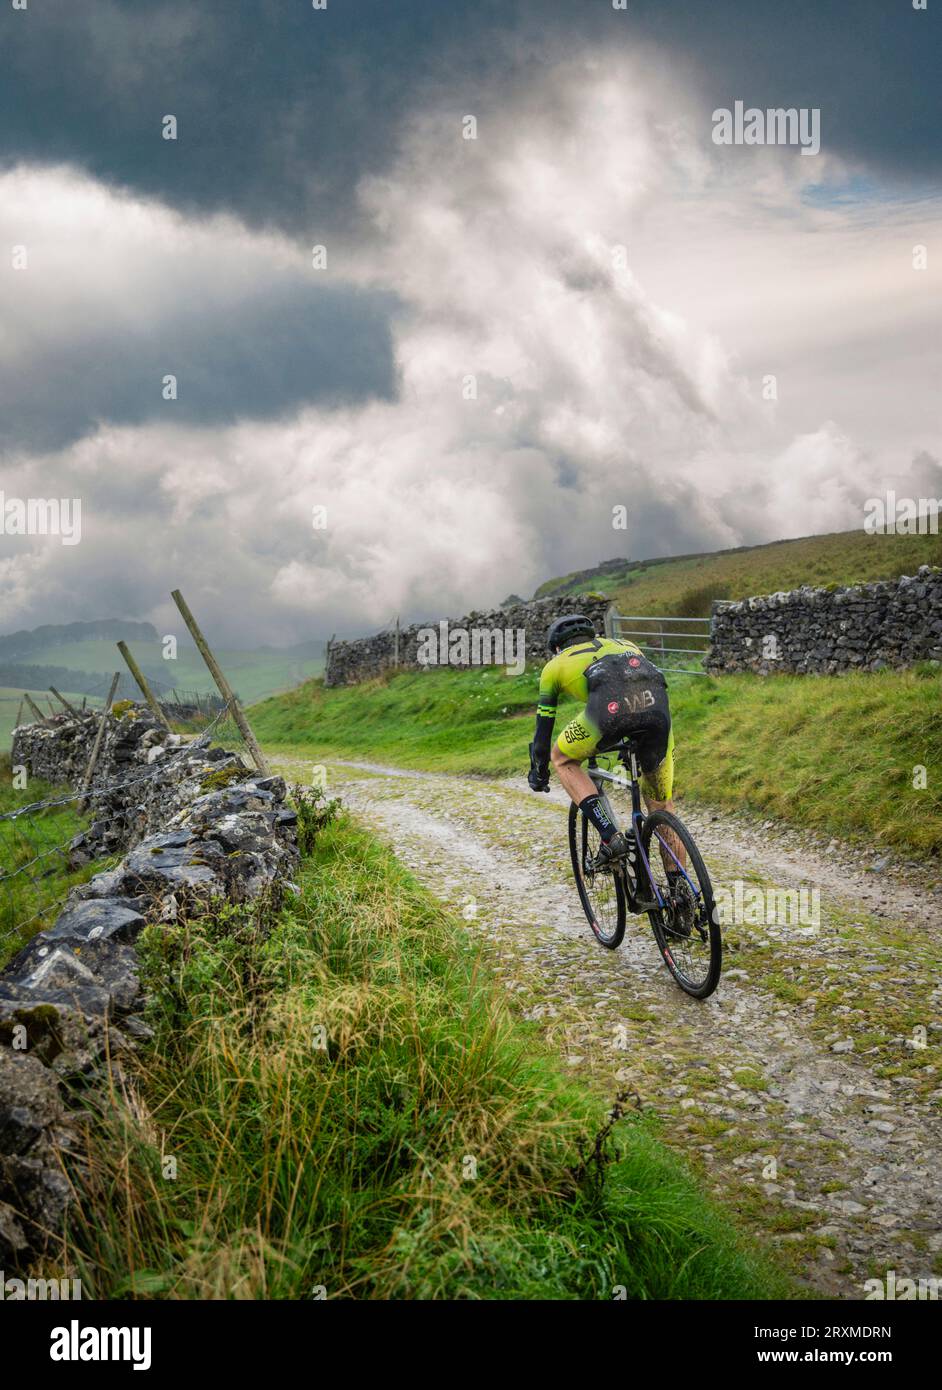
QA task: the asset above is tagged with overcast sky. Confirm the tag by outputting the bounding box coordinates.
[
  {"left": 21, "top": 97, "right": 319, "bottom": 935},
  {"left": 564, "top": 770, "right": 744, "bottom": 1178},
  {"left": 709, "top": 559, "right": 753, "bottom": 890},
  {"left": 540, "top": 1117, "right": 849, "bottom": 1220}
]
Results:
[{"left": 1, "top": 0, "right": 939, "bottom": 645}]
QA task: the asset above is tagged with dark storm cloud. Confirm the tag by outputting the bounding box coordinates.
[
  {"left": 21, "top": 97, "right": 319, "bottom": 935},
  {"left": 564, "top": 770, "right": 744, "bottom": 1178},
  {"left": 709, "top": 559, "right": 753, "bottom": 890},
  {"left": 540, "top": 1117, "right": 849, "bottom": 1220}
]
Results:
[
  {"left": 1, "top": 272, "right": 397, "bottom": 453},
  {"left": 1, "top": 0, "right": 938, "bottom": 240},
  {"left": 1, "top": 4, "right": 938, "bottom": 648},
  {"left": 1, "top": 0, "right": 549, "bottom": 236}
]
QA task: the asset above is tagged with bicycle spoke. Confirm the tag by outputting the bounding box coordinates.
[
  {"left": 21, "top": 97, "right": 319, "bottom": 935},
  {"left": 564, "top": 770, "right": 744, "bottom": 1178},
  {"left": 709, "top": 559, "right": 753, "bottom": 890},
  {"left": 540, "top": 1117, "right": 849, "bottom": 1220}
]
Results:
[
  {"left": 569, "top": 804, "right": 625, "bottom": 948},
  {"left": 643, "top": 814, "right": 720, "bottom": 996}
]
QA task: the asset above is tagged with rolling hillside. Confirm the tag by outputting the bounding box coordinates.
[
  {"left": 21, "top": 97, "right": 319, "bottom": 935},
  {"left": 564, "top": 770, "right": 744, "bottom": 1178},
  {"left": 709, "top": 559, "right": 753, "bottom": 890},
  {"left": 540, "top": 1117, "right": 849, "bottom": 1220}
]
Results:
[
  {"left": 537, "top": 529, "right": 942, "bottom": 616},
  {"left": 22, "top": 636, "right": 325, "bottom": 705},
  {"left": 0, "top": 621, "right": 326, "bottom": 719}
]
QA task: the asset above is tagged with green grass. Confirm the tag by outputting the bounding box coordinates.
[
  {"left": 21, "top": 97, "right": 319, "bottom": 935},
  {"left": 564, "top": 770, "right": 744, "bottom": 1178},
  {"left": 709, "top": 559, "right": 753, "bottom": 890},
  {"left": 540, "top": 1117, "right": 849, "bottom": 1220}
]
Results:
[
  {"left": 52, "top": 812, "right": 790, "bottom": 1300},
  {"left": 539, "top": 529, "right": 942, "bottom": 615},
  {"left": 0, "top": 751, "right": 107, "bottom": 968},
  {"left": 250, "top": 661, "right": 942, "bottom": 857},
  {"left": 252, "top": 666, "right": 542, "bottom": 774},
  {"left": 660, "top": 665, "right": 942, "bottom": 857}
]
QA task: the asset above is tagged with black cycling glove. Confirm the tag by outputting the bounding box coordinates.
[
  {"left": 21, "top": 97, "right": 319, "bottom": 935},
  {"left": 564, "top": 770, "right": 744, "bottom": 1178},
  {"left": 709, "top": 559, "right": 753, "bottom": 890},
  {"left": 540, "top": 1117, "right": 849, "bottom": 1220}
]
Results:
[{"left": 528, "top": 741, "right": 550, "bottom": 793}]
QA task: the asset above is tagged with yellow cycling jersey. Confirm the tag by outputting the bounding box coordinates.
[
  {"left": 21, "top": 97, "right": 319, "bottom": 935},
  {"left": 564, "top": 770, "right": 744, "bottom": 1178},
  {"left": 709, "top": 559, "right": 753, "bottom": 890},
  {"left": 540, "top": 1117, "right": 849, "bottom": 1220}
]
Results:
[{"left": 536, "top": 636, "right": 646, "bottom": 716}]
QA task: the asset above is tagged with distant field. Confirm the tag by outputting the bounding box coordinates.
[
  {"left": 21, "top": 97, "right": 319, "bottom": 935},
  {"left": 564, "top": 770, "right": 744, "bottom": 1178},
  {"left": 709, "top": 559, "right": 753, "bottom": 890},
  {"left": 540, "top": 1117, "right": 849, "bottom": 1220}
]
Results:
[
  {"left": 0, "top": 686, "right": 102, "bottom": 749},
  {"left": 4, "top": 639, "right": 324, "bottom": 707},
  {"left": 539, "top": 530, "right": 942, "bottom": 616}
]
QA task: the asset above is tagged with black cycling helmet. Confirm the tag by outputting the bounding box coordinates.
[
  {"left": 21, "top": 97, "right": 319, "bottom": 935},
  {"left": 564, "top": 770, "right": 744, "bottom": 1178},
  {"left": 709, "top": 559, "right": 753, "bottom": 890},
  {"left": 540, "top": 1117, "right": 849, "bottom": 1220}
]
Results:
[{"left": 546, "top": 613, "right": 595, "bottom": 654}]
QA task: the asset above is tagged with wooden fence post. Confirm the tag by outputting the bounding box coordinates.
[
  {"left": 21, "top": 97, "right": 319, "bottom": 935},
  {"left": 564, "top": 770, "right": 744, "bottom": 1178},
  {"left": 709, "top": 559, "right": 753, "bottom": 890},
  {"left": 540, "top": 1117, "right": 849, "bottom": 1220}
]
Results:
[
  {"left": 23, "top": 693, "right": 50, "bottom": 725},
  {"left": 49, "top": 687, "right": 80, "bottom": 717},
  {"left": 170, "top": 590, "right": 270, "bottom": 775},
  {"left": 80, "top": 672, "right": 120, "bottom": 808},
  {"left": 116, "top": 641, "right": 173, "bottom": 732}
]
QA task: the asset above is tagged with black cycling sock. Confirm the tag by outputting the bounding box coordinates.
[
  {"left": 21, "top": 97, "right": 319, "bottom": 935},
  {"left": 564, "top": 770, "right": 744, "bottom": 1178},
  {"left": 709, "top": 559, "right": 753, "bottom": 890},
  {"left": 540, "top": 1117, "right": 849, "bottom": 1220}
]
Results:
[{"left": 579, "top": 794, "right": 617, "bottom": 844}]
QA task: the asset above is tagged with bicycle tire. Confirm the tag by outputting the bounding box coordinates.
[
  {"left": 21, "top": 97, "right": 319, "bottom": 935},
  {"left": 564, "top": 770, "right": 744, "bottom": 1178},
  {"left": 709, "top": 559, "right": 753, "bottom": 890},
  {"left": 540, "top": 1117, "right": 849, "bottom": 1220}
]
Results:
[
  {"left": 641, "top": 810, "right": 721, "bottom": 998},
  {"left": 568, "top": 801, "right": 626, "bottom": 948}
]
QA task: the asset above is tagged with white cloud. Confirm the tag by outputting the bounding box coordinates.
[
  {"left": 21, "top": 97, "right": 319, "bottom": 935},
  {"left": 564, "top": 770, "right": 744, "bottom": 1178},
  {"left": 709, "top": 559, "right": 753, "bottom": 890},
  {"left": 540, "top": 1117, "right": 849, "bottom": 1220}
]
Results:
[{"left": 2, "top": 49, "right": 940, "bottom": 643}]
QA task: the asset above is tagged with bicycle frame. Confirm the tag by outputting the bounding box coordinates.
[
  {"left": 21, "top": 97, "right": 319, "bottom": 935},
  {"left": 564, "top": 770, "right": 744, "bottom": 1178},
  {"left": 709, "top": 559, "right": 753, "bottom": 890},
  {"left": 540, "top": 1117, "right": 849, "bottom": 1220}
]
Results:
[
  {"left": 574, "top": 743, "right": 721, "bottom": 998},
  {"left": 587, "top": 746, "right": 700, "bottom": 910}
]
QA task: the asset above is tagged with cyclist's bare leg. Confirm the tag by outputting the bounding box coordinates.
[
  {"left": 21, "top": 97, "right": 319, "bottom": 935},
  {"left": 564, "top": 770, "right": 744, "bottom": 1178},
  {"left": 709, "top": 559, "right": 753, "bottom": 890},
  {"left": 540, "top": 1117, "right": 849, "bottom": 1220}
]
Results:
[
  {"left": 550, "top": 744, "right": 596, "bottom": 803},
  {"left": 644, "top": 796, "right": 687, "bottom": 873}
]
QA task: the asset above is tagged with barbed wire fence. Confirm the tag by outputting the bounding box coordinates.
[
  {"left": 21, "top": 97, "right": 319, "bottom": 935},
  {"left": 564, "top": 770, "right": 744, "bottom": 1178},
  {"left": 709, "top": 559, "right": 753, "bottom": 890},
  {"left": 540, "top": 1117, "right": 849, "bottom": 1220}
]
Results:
[
  {"left": 55, "top": 674, "right": 229, "bottom": 722},
  {"left": 1, "top": 589, "right": 278, "bottom": 968},
  {"left": 0, "top": 701, "right": 235, "bottom": 969}
]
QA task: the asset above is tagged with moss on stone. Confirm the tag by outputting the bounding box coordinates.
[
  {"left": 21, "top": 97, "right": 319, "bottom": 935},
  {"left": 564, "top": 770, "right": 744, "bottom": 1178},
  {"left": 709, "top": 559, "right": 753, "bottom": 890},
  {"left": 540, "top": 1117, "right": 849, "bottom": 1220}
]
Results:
[{"left": 199, "top": 764, "right": 247, "bottom": 793}]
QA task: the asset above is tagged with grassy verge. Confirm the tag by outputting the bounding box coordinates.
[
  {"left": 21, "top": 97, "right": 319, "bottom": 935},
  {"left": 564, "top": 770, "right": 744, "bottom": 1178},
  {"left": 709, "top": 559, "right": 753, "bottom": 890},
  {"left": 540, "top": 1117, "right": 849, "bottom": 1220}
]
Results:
[
  {"left": 664, "top": 666, "right": 942, "bottom": 857},
  {"left": 53, "top": 812, "right": 790, "bottom": 1300},
  {"left": 251, "top": 666, "right": 539, "bottom": 774},
  {"left": 0, "top": 751, "right": 106, "bottom": 968},
  {"left": 250, "top": 663, "right": 942, "bottom": 857}
]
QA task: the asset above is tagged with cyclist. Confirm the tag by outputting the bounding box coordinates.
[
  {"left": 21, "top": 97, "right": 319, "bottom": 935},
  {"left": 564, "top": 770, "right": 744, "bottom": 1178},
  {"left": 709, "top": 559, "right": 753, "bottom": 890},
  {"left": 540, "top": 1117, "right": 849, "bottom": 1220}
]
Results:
[{"left": 527, "top": 613, "right": 683, "bottom": 875}]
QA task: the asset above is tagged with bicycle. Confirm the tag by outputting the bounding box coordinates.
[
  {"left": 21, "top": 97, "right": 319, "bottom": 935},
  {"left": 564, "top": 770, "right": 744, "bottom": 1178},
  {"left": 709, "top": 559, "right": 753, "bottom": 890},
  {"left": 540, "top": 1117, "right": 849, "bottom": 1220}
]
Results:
[{"left": 567, "top": 735, "right": 722, "bottom": 998}]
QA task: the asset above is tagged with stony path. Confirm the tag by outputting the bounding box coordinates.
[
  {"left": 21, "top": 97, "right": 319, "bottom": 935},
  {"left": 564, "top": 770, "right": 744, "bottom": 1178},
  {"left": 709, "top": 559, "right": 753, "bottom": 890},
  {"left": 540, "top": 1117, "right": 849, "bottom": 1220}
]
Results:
[{"left": 274, "top": 753, "right": 942, "bottom": 1298}]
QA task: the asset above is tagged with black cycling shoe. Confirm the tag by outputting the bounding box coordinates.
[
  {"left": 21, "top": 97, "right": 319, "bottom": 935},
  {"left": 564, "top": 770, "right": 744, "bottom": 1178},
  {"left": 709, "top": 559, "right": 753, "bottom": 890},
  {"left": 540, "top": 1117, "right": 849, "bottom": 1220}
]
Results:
[{"left": 594, "top": 831, "right": 630, "bottom": 867}]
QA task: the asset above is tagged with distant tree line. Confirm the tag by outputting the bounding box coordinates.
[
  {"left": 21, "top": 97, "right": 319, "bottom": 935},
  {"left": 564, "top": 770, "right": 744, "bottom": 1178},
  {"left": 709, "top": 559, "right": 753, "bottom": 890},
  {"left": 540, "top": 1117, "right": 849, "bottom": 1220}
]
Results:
[{"left": 0, "top": 619, "right": 159, "bottom": 662}]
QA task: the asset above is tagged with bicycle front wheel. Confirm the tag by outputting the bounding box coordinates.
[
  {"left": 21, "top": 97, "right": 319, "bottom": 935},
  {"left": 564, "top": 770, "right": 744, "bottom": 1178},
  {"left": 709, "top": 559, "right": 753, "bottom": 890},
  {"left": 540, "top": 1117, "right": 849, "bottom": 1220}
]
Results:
[
  {"left": 641, "top": 810, "right": 721, "bottom": 998},
  {"left": 568, "top": 801, "right": 626, "bottom": 948}
]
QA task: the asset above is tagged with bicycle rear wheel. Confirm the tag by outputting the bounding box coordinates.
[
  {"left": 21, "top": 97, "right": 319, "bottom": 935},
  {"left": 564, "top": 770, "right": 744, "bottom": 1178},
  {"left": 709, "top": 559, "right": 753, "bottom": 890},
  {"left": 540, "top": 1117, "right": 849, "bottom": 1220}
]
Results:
[
  {"left": 641, "top": 810, "right": 721, "bottom": 998},
  {"left": 568, "top": 801, "right": 626, "bottom": 948}
]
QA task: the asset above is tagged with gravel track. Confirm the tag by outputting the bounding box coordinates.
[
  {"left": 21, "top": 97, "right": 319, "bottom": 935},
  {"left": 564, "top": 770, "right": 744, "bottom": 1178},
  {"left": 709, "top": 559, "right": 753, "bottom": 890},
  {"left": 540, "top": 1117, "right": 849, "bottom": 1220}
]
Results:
[{"left": 275, "top": 753, "right": 942, "bottom": 1298}]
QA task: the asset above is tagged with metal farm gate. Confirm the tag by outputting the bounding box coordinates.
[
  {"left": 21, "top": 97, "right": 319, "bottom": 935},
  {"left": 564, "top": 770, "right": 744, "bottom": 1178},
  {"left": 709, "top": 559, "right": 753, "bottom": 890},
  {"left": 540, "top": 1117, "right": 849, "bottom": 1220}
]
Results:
[{"left": 608, "top": 611, "right": 712, "bottom": 677}]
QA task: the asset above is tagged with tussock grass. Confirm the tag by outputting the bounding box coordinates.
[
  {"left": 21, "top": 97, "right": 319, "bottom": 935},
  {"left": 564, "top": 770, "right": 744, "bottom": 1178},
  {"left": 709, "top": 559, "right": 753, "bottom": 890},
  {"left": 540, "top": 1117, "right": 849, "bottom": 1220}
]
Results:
[{"left": 53, "top": 816, "right": 789, "bottom": 1300}]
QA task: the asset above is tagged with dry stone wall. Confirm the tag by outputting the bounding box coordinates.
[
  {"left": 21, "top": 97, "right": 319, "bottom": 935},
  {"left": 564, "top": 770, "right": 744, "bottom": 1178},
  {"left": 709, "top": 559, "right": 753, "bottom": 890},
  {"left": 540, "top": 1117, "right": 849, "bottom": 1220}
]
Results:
[
  {"left": 705, "top": 566, "right": 942, "bottom": 675},
  {"left": 326, "top": 595, "right": 614, "bottom": 686},
  {"left": 0, "top": 704, "right": 298, "bottom": 1268}
]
